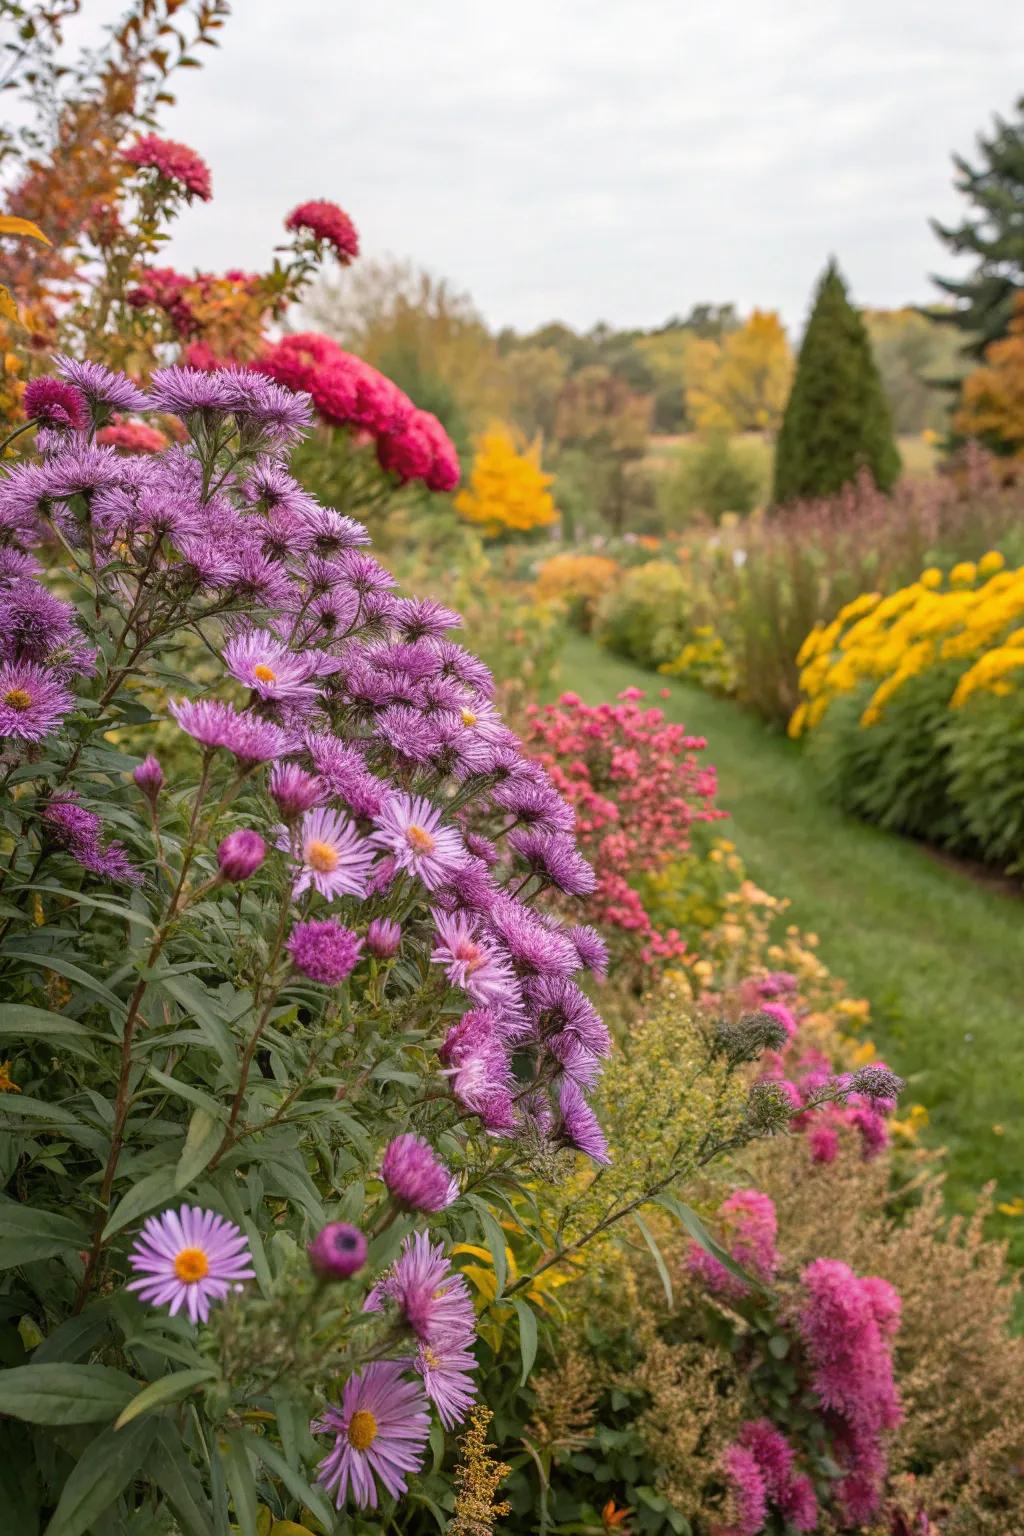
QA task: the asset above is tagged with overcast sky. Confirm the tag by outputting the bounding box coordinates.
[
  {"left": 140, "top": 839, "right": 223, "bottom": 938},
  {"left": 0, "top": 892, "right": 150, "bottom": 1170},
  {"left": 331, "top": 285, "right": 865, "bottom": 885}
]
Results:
[{"left": 68, "top": 1, "right": 1024, "bottom": 335}]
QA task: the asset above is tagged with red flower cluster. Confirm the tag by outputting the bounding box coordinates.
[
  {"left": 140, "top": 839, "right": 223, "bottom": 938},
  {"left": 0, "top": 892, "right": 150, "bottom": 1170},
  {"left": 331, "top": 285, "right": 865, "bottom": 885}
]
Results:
[
  {"left": 96, "top": 417, "right": 168, "bottom": 455},
  {"left": 285, "top": 199, "right": 359, "bottom": 263},
  {"left": 255, "top": 332, "right": 459, "bottom": 493},
  {"left": 126, "top": 267, "right": 261, "bottom": 338},
  {"left": 122, "top": 135, "right": 212, "bottom": 201},
  {"left": 522, "top": 688, "right": 725, "bottom": 966}
]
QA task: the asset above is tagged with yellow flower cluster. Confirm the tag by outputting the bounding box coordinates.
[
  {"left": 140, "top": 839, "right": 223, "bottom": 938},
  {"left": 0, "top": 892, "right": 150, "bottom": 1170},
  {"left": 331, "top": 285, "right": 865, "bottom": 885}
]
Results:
[
  {"left": 455, "top": 423, "right": 558, "bottom": 537},
  {"left": 534, "top": 551, "right": 620, "bottom": 619},
  {"left": 789, "top": 551, "right": 1024, "bottom": 735}
]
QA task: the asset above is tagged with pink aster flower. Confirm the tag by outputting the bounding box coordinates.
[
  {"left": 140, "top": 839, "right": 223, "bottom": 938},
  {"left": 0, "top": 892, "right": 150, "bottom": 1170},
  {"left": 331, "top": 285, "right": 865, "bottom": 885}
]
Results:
[
  {"left": 269, "top": 762, "right": 324, "bottom": 819},
  {"left": 415, "top": 1336, "right": 478, "bottom": 1430},
  {"left": 381, "top": 1133, "right": 458, "bottom": 1213},
  {"left": 287, "top": 805, "right": 376, "bottom": 900},
  {"left": 287, "top": 918, "right": 363, "bottom": 984},
  {"left": 312, "top": 1361, "right": 429, "bottom": 1511},
  {"left": 0, "top": 660, "right": 73, "bottom": 743},
  {"left": 371, "top": 793, "right": 466, "bottom": 890},
  {"left": 367, "top": 1232, "right": 476, "bottom": 1347},
  {"left": 223, "top": 628, "right": 320, "bottom": 703},
  {"left": 125, "top": 1204, "right": 255, "bottom": 1324},
  {"left": 123, "top": 134, "right": 212, "bottom": 200},
  {"left": 169, "top": 698, "right": 293, "bottom": 763},
  {"left": 285, "top": 199, "right": 360, "bottom": 263},
  {"left": 23, "top": 376, "right": 88, "bottom": 432},
  {"left": 720, "top": 1443, "right": 767, "bottom": 1536},
  {"left": 430, "top": 909, "right": 518, "bottom": 1011}
]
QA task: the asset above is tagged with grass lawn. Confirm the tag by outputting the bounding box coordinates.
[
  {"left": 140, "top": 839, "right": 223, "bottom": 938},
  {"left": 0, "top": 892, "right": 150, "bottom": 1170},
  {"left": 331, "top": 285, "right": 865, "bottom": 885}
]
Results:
[{"left": 559, "top": 632, "right": 1024, "bottom": 1257}]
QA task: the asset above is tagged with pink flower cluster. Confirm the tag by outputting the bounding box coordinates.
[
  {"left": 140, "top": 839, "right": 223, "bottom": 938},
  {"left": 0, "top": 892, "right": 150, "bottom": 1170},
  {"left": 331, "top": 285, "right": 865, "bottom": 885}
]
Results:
[
  {"left": 687, "top": 1188, "right": 779, "bottom": 1300},
  {"left": 285, "top": 199, "right": 359, "bottom": 263},
  {"left": 254, "top": 331, "right": 459, "bottom": 492},
  {"left": 797, "top": 1258, "right": 902, "bottom": 1525},
  {"left": 719, "top": 1420, "right": 818, "bottom": 1535},
  {"left": 522, "top": 689, "right": 725, "bottom": 965},
  {"left": 126, "top": 267, "right": 262, "bottom": 338},
  {"left": 122, "top": 134, "right": 212, "bottom": 200}
]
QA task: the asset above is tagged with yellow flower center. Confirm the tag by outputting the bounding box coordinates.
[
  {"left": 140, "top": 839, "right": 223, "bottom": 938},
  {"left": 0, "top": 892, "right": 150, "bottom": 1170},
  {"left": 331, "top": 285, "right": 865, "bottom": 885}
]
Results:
[
  {"left": 3, "top": 688, "right": 32, "bottom": 711},
  {"left": 422, "top": 1346, "right": 439, "bottom": 1369},
  {"left": 405, "top": 823, "right": 437, "bottom": 854},
  {"left": 347, "top": 1408, "right": 378, "bottom": 1450},
  {"left": 174, "top": 1247, "right": 210, "bottom": 1283},
  {"left": 307, "top": 838, "right": 339, "bottom": 872},
  {"left": 252, "top": 663, "right": 277, "bottom": 683},
  {"left": 460, "top": 708, "right": 478, "bottom": 727}
]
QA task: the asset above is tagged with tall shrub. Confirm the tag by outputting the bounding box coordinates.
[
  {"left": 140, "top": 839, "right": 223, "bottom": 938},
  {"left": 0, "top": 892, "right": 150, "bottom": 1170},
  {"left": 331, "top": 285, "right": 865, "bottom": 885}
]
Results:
[{"left": 774, "top": 262, "right": 901, "bottom": 504}]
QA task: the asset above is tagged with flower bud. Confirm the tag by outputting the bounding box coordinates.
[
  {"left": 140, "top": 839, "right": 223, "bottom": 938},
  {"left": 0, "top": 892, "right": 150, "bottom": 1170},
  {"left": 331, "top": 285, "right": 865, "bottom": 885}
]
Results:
[
  {"left": 133, "top": 754, "right": 164, "bottom": 800},
  {"left": 850, "top": 1064, "right": 904, "bottom": 1102},
  {"left": 217, "top": 828, "right": 265, "bottom": 882},
  {"left": 366, "top": 917, "right": 401, "bottom": 958},
  {"left": 308, "top": 1221, "right": 367, "bottom": 1280},
  {"left": 269, "top": 762, "right": 323, "bottom": 819}
]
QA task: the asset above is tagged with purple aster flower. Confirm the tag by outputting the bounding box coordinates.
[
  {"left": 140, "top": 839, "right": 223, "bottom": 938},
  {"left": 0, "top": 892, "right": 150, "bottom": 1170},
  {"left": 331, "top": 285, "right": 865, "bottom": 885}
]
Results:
[
  {"left": 252, "top": 503, "right": 316, "bottom": 561},
  {"left": 40, "top": 442, "right": 121, "bottom": 500},
  {"left": 569, "top": 924, "right": 609, "bottom": 978},
  {"left": 464, "top": 831, "right": 500, "bottom": 866},
  {"left": 431, "top": 639, "right": 495, "bottom": 698},
  {"left": 415, "top": 1336, "right": 477, "bottom": 1430},
  {"left": 332, "top": 548, "right": 396, "bottom": 596},
  {"left": 242, "top": 456, "right": 319, "bottom": 518},
  {"left": 23, "top": 376, "right": 88, "bottom": 432},
  {"left": 366, "top": 917, "right": 401, "bottom": 957},
  {"left": 367, "top": 1232, "right": 476, "bottom": 1347},
  {"left": 439, "top": 1010, "right": 517, "bottom": 1132},
  {"left": 392, "top": 596, "right": 461, "bottom": 639},
  {"left": 133, "top": 754, "right": 164, "bottom": 800},
  {"left": 126, "top": 1205, "right": 255, "bottom": 1324},
  {"left": 434, "top": 856, "right": 501, "bottom": 916},
  {"left": 305, "top": 732, "right": 391, "bottom": 818},
  {"left": 381, "top": 1133, "right": 458, "bottom": 1213},
  {"left": 527, "top": 976, "right": 611, "bottom": 1062},
  {"left": 53, "top": 355, "right": 150, "bottom": 414},
  {"left": 300, "top": 502, "right": 370, "bottom": 554},
  {"left": 0, "top": 547, "right": 41, "bottom": 580},
  {"left": 557, "top": 1079, "right": 610, "bottom": 1165},
  {"left": 41, "top": 792, "right": 144, "bottom": 886},
  {"left": 312, "top": 1361, "right": 430, "bottom": 1511},
  {"left": 295, "top": 581, "right": 361, "bottom": 646},
  {"left": 849, "top": 1064, "right": 904, "bottom": 1103},
  {"left": 0, "top": 461, "right": 51, "bottom": 545},
  {"left": 371, "top": 793, "right": 466, "bottom": 891},
  {"left": 285, "top": 806, "right": 376, "bottom": 900},
  {"left": 219, "top": 370, "right": 314, "bottom": 446},
  {"left": 148, "top": 365, "right": 234, "bottom": 417},
  {"left": 169, "top": 698, "right": 293, "bottom": 763},
  {"left": 422, "top": 710, "right": 497, "bottom": 779},
  {"left": 308, "top": 1221, "right": 367, "bottom": 1280},
  {"left": 486, "top": 897, "right": 579, "bottom": 978},
  {"left": 492, "top": 773, "right": 575, "bottom": 834},
  {"left": 217, "top": 828, "right": 265, "bottom": 881},
  {"left": 223, "top": 628, "right": 320, "bottom": 703},
  {"left": 287, "top": 918, "right": 363, "bottom": 983},
  {"left": 0, "top": 579, "right": 79, "bottom": 664},
  {"left": 0, "top": 660, "right": 73, "bottom": 742},
  {"left": 269, "top": 761, "right": 324, "bottom": 819},
  {"left": 509, "top": 827, "right": 596, "bottom": 896},
  {"left": 431, "top": 910, "right": 520, "bottom": 1012},
  {"left": 376, "top": 703, "right": 438, "bottom": 765}
]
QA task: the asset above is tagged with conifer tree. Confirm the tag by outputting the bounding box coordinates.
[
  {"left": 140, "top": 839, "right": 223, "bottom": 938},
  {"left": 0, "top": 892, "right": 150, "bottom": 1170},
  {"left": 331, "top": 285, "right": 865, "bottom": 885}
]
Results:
[
  {"left": 931, "top": 96, "right": 1024, "bottom": 358},
  {"left": 773, "top": 262, "right": 901, "bottom": 504}
]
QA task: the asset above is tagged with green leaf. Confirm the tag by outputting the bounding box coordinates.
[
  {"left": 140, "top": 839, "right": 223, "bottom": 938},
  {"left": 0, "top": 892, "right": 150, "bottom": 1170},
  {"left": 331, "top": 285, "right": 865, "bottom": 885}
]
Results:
[
  {"left": 0, "top": 1203, "right": 89, "bottom": 1269},
  {"left": 44, "top": 1417, "right": 156, "bottom": 1536},
  {"left": 633, "top": 1211, "right": 673, "bottom": 1308},
  {"left": 152, "top": 1424, "right": 212, "bottom": 1536},
  {"left": 21, "top": 884, "right": 155, "bottom": 931},
  {"left": 768, "top": 1334, "right": 791, "bottom": 1360},
  {"left": 0, "top": 1096, "right": 81, "bottom": 1127},
  {"left": 468, "top": 1198, "right": 508, "bottom": 1298},
  {"left": 114, "top": 1366, "right": 215, "bottom": 1429},
  {"left": 654, "top": 1192, "right": 768, "bottom": 1294},
  {"left": 102, "top": 1166, "right": 179, "bottom": 1240},
  {"left": 246, "top": 1431, "right": 335, "bottom": 1530},
  {"left": 0, "top": 1002, "right": 105, "bottom": 1050},
  {"left": 0, "top": 953, "right": 125, "bottom": 1015},
  {"left": 175, "top": 1108, "right": 223, "bottom": 1192},
  {"left": 149, "top": 1067, "right": 227, "bottom": 1120},
  {"left": 218, "top": 1431, "right": 259, "bottom": 1536},
  {"left": 0, "top": 1363, "right": 138, "bottom": 1424},
  {"left": 512, "top": 1298, "right": 538, "bottom": 1385}
]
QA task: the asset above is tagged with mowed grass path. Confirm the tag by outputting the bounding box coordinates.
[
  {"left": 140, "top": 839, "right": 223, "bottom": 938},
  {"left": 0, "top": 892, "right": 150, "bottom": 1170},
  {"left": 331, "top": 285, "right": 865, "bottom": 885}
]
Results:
[{"left": 559, "top": 633, "right": 1024, "bottom": 1254}]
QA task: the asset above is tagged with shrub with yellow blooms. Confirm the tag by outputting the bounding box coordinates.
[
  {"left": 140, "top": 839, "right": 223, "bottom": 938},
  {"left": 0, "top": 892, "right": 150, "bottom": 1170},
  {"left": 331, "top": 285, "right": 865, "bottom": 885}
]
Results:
[
  {"left": 791, "top": 554, "right": 1024, "bottom": 868},
  {"left": 455, "top": 422, "right": 559, "bottom": 537},
  {"left": 533, "top": 550, "right": 621, "bottom": 630}
]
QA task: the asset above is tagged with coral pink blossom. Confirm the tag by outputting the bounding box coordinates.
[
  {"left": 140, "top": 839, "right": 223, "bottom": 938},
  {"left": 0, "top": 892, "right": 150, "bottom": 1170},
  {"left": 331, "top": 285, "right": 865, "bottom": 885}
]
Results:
[
  {"left": 286, "top": 199, "right": 359, "bottom": 262},
  {"left": 123, "top": 135, "right": 212, "bottom": 199}
]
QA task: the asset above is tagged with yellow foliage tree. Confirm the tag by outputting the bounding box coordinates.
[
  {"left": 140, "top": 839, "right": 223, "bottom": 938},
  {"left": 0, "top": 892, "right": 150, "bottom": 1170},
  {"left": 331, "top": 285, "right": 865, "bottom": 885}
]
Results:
[
  {"left": 955, "top": 293, "right": 1024, "bottom": 456},
  {"left": 455, "top": 424, "right": 559, "bottom": 537},
  {"left": 685, "top": 310, "right": 794, "bottom": 434}
]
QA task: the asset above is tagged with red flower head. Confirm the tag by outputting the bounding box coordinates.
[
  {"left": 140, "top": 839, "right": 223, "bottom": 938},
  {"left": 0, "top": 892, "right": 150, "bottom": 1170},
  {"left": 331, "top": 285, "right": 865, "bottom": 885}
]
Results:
[
  {"left": 285, "top": 199, "right": 360, "bottom": 263},
  {"left": 123, "top": 135, "right": 212, "bottom": 201}
]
